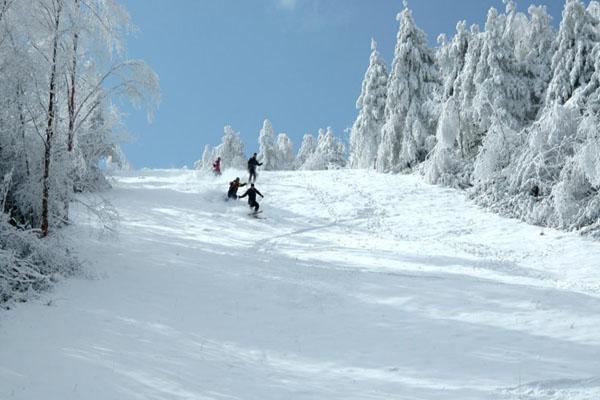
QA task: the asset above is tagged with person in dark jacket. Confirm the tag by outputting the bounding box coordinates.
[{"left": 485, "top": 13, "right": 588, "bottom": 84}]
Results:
[
  {"left": 247, "top": 153, "right": 262, "bottom": 183},
  {"left": 238, "top": 183, "right": 264, "bottom": 213},
  {"left": 227, "top": 177, "right": 246, "bottom": 200}
]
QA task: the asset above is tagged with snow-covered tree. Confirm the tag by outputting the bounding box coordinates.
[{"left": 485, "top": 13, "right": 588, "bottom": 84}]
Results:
[
  {"left": 424, "top": 20, "right": 472, "bottom": 185},
  {"left": 276, "top": 133, "right": 294, "bottom": 170},
  {"left": 377, "top": 5, "right": 439, "bottom": 172},
  {"left": 0, "top": 0, "right": 158, "bottom": 304},
  {"left": 73, "top": 97, "right": 123, "bottom": 192},
  {"left": 468, "top": 0, "right": 599, "bottom": 232},
  {"left": 437, "top": 21, "right": 470, "bottom": 102},
  {"left": 349, "top": 38, "right": 388, "bottom": 169},
  {"left": 213, "top": 125, "right": 246, "bottom": 170},
  {"left": 304, "top": 128, "right": 346, "bottom": 170},
  {"left": 294, "top": 134, "right": 316, "bottom": 169},
  {"left": 424, "top": 98, "right": 468, "bottom": 187},
  {"left": 519, "top": 5, "right": 555, "bottom": 114},
  {"left": 453, "top": 24, "right": 485, "bottom": 158},
  {"left": 258, "top": 119, "right": 277, "bottom": 170},
  {"left": 545, "top": 0, "right": 599, "bottom": 105},
  {"left": 472, "top": 5, "right": 531, "bottom": 136},
  {"left": 194, "top": 145, "right": 214, "bottom": 171}
]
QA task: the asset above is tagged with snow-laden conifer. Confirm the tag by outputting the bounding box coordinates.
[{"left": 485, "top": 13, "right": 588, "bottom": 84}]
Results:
[
  {"left": 295, "top": 134, "right": 316, "bottom": 170},
  {"left": 304, "top": 128, "right": 346, "bottom": 170},
  {"left": 214, "top": 126, "right": 246, "bottom": 170},
  {"left": 453, "top": 24, "right": 485, "bottom": 158},
  {"left": 276, "top": 133, "right": 295, "bottom": 170},
  {"left": 424, "top": 98, "right": 469, "bottom": 187},
  {"left": 438, "top": 21, "right": 470, "bottom": 102},
  {"left": 545, "top": 0, "right": 599, "bottom": 105},
  {"left": 349, "top": 39, "right": 388, "bottom": 170},
  {"left": 472, "top": 5, "right": 530, "bottom": 134},
  {"left": 195, "top": 145, "right": 214, "bottom": 171},
  {"left": 519, "top": 5, "right": 555, "bottom": 113},
  {"left": 258, "top": 119, "right": 277, "bottom": 170},
  {"left": 423, "top": 22, "right": 471, "bottom": 186},
  {"left": 377, "top": 5, "right": 439, "bottom": 172}
]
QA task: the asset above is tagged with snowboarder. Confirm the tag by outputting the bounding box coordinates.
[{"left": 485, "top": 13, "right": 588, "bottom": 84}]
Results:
[
  {"left": 212, "top": 157, "right": 222, "bottom": 176},
  {"left": 247, "top": 153, "right": 262, "bottom": 183},
  {"left": 239, "top": 183, "right": 264, "bottom": 214},
  {"left": 227, "top": 177, "right": 246, "bottom": 200}
]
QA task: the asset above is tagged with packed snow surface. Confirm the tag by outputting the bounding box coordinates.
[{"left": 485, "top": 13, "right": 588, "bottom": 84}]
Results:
[{"left": 1, "top": 169, "right": 600, "bottom": 400}]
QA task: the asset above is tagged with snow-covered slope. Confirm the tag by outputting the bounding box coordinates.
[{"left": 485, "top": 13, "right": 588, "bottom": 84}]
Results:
[{"left": 1, "top": 169, "right": 600, "bottom": 400}]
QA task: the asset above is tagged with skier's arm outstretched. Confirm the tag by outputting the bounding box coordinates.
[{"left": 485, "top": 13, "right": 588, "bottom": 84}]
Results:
[
  {"left": 255, "top": 189, "right": 264, "bottom": 198},
  {"left": 238, "top": 190, "right": 248, "bottom": 199}
]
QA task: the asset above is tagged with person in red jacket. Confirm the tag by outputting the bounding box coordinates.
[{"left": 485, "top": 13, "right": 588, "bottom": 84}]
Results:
[{"left": 212, "top": 157, "right": 222, "bottom": 176}]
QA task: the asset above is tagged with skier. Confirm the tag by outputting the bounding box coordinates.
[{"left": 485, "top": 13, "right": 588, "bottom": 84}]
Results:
[
  {"left": 227, "top": 177, "right": 246, "bottom": 200},
  {"left": 247, "top": 153, "right": 262, "bottom": 183},
  {"left": 212, "top": 157, "right": 222, "bottom": 176},
  {"left": 239, "top": 183, "right": 264, "bottom": 214}
]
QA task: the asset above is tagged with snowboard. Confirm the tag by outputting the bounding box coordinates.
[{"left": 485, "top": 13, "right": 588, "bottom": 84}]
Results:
[{"left": 248, "top": 211, "right": 264, "bottom": 218}]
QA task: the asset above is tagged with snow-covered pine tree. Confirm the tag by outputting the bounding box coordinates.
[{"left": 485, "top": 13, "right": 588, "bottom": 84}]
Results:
[
  {"left": 194, "top": 145, "right": 214, "bottom": 170},
  {"left": 468, "top": 2, "right": 557, "bottom": 196},
  {"left": 518, "top": 5, "right": 555, "bottom": 116},
  {"left": 424, "top": 98, "right": 467, "bottom": 187},
  {"left": 276, "top": 133, "right": 294, "bottom": 170},
  {"left": 438, "top": 21, "right": 470, "bottom": 103},
  {"left": 545, "top": 0, "right": 599, "bottom": 105},
  {"left": 349, "top": 38, "right": 388, "bottom": 170},
  {"left": 454, "top": 24, "right": 485, "bottom": 158},
  {"left": 294, "top": 134, "right": 316, "bottom": 170},
  {"left": 377, "top": 5, "right": 439, "bottom": 172},
  {"left": 304, "top": 127, "right": 346, "bottom": 170},
  {"left": 524, "top": 40, "right": 600, "bottom": 235},
  {"left": 424, "top": 21, "right": 471, "bottom": 186},
  {"left": 467, "top": 5, "right": 529, "bottom": 190},
  {"left": 504, "top": 0, "right": 598, "bottom": 199},
  {"left": 214, "top": 125, "right": 246, "bottom": 170},
  {"left": 468, "top": 0, "right": 600, "bottom": 236},
  {"left": 472, "top": 4, "right": 531, "bottom": 137},
  {"left": 258, "top": 119, "right": 277, "bottom": 170},
  {"left": 492, "top": 2, "right": 600, "bottom": 234}
]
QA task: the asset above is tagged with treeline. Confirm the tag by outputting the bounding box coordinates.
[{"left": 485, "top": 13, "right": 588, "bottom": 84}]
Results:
[
  {"left": 349, "top": 0, "right": 600, "bottom": 236},
  {"left": 197, "top": 119, "right": 347, "bottom": 172},
  {"left": 0, "top": 0, "right": 159, "bottom": 305}
]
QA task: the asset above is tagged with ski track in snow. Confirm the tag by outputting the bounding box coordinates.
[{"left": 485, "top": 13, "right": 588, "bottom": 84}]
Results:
[{"left": 1, "top": 169, "right": 600, "bottom": 400}]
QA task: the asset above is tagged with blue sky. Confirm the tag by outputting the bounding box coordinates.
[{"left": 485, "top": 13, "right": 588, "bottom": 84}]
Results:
[{"left": 118, "top": 0, "right": 564, "bottom": 168}]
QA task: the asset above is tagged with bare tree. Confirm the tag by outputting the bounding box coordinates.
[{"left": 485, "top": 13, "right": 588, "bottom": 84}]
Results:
[{"left": 41, "top": 0, "right": 63, "bottom": 238}]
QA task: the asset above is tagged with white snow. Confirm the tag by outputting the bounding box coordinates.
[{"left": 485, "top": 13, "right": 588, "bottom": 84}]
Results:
[{"left": 1, "top": 169, "right": 600, "bottom": 400}]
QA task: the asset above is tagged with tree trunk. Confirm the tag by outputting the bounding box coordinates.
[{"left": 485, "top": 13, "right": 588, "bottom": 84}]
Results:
[
  {"left": 458, "top": 112, "right": 465, "bottom": 159},
  {"left": 67, "top": 0, "right": 79, "bottom": 153},
  {"left": 41, "top": 0, "right": 62, "bottom": 238},
  {"left": 17, "top": 83, "right": 30, "bottom": 178},
  {"left": 63, "top": 0, "right": 79, "bottom": 223}
]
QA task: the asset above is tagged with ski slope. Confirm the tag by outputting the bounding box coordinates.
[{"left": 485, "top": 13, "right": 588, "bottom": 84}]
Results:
[{"left": 1, "top": 169, "right": 600, "bottom": 400}]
